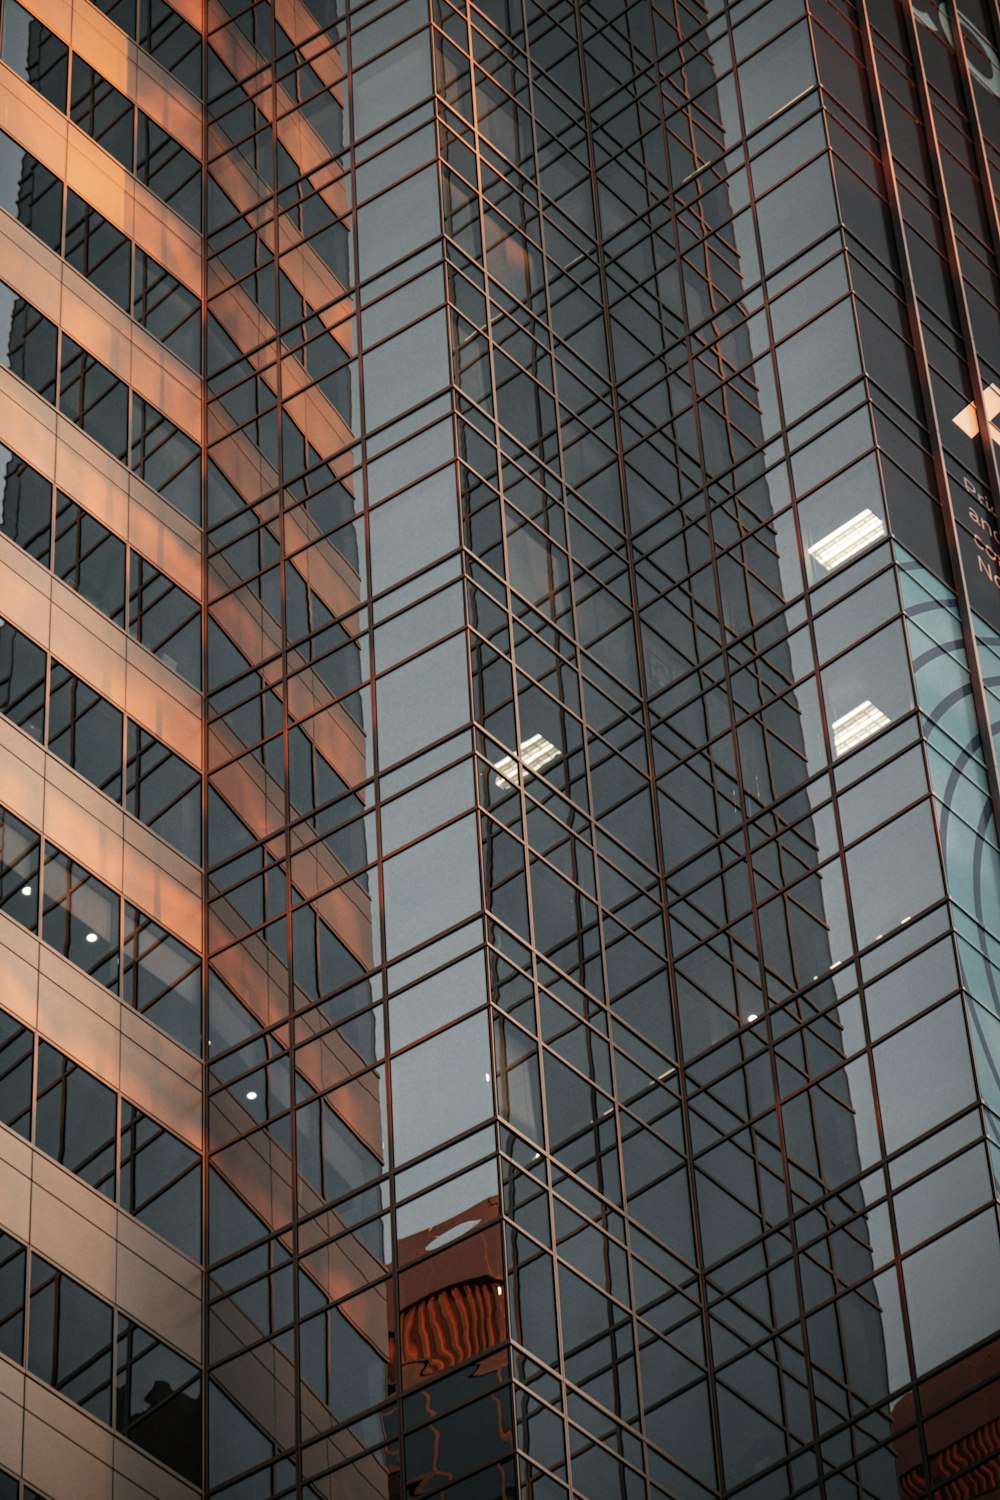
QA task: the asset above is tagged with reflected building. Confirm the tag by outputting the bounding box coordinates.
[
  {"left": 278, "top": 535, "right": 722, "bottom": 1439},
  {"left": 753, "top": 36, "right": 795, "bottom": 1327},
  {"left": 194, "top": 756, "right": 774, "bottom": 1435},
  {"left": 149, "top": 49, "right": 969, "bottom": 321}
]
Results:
[{"left": 0, "top": 0, "right": 998, "bottom": 1497}]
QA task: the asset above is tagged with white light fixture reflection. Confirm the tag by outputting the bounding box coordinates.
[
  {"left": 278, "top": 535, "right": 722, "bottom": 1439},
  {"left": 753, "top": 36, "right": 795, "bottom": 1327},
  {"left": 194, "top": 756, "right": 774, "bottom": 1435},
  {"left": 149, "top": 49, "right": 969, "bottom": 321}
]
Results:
[
  {"left": 85, "top": 931, "right": 99, "bottom": 944},
  {"left": 246, "top": 1090, "right": 258, "bottom": 1101},
  {"left": 808, "top": 509, "right": 886, "bottom": 571},
  {"left": 832, "top": 700, "right": 890, "bottom": 756},
  {"left": 20, "top": 885, "right": 31, "bottom": 896},
  {"left": 493, "top": 733, "right": 560, "bottom": 790},
  {"left": 746, "top": 1013, "right": 759, "bottom": 1023}
]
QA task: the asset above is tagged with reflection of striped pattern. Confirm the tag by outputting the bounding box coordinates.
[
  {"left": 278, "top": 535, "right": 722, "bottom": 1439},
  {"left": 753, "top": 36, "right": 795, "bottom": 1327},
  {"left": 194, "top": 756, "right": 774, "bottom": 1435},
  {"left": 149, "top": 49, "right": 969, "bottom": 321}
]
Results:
[
  {"left": 398, "top": 1278, "right": 505, "bottom": 1375},
  {"left": 898, "top": 1414, "right": 1000, "bottom": 1497}
]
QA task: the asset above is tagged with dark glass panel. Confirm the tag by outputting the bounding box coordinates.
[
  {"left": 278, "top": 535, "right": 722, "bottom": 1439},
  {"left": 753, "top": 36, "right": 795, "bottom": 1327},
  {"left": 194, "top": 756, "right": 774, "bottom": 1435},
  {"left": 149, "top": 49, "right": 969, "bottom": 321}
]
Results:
[
  {"left": 0, "top": 1006, "right": 32, "bottom": 1137},
  {"left": 125, "top": 722, "right": 202, "bottom": 863},
  {"left": 47, "top": 662, "right": 123, "bottom": 800},
  {"left": 69, "top": 59, "right": 134, "bottom": 169},
  {"left": 131, "top": 394, "right": 201, "bottom": 521},
  {"left": 59, "top": 338, "right": 129, "bottom": 461},
  {"left": 132, "top": 248, "right": 201, "bottom": 370},
  {"left": 91, "top": 0, "right": 134, "bottom": 31},
  {"left": 0, "top": 281, "right": 57, "bottom": 401},
  {"left": 0, "top": 0, "right": 68, "bottom": 109},
  {"left": 0, "top": 1231, "right": 25, "bottom": 1365},
  {"left": 120, "top": 1102, "right": 201, "bottom": 1259},
  {"left": 128, "top": 551, "right": 201, "bottom": 686},
  {"left": 121, "top": 903, "right": 201, "bottom": 1053},
  {"left": 53, "top": 492, "right": 126, "bottom": 622},
  {"left": 28, "top": 1257, "right": 114, "bottom": 1421},
  {"left": 138, "top": 0, "right": 201, "bottom": 97},
  {"left": 136, "top": 113, "right": 201, "bottom": 229},
  {"left": 0, "top": 806, "right": 39, "bottom": 929},
  {"left": 0, "top": 128, "right": 62, "bottom": 250},
  {"left": 64, "top": 190, "right": 130, "bottom": 309},
  {"left": 115, "top": 1315, "right": 202, "bottom": 1483},
  {"left": 41, "top": 845, "right": 120, "bottom": 989},
  {"left": 35, "top": 1041, "right": 117, "bottom": 1196},
  {"left": 0, "top": 446, "right": 50, "bottom": 561},
  {"left": 0, "top": 619, "right": 45, "bottom": 740}
]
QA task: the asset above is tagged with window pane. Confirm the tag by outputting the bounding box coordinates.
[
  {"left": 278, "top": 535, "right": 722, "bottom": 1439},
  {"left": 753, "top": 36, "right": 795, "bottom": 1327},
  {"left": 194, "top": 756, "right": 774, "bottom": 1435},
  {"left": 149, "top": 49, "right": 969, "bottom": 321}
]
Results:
[
  {"left": 0, "top": 619, "right": 45, "bottom": 740},
  {"left": 47, "top": 662, "right": 123, "bottom": 800},
  {"left": 0, "top": 446, "right": 51, "bottom": 561},
  {"left": 120, "top": 1102, "right": 201, "bottom": 1258},
  {"left": 64, "top": 191, "right": 130, "bottom": 310},
  {"left": 0, "top": 806, "right": 39, "bottom": 929},
  {"left": 138, "top": 0, "right": 201, "bottom": 97},
  {"left": 0, "top": 128, "right": 63, "bottom": 250},
  {"left": 53, "top": 492, "right": 126, "bottom": 622},
  {"left": 129, "top": 552, "right": 201, "bottom": 686},
  {"left": 0, "top": 281, "right": 57, "bottom": 401},
  {"left": 42, "top": 846, "right": 120, "bottom": 989},
  {"left": 69, "top": 59, "right": 134, "bottom": 170},
  {"left": 0, "top": 1007, "right": 32, "bottom": 1138},
  {"left": 92, "top": 0, "right": 134, "bottom": 31},
  {"left": 1, "top": 0, "right": 68, "bottom": 110},
  {"left": 125, "top": 722, "right": 201, "bottom": 862},
  {"left": 131, "top": 395, "right": 201, "bottom": 521},
  {"left": 0, "top": 1231, "right": 26, "bottom": 1365},
  {"left": 35, "top": 1041, "right": 117, "bottom": 1196},
  {"left": 116, "top": 1315, "right": 201, "bottom": 1483},
  {"left": 28, "top": 1257, "right": 114, "bottom": 1421},
  {"left": 136, "top": 113, "right": 201, "bottom": 229},
  {"left": 133, "top": 248, "right": 201, "bottom": 370},
  {"left": 59, "top": 338, "right": 129, "bottom": 461},
  {"left": 122, "top": 903, "right": 201, "bottom": 1053}
]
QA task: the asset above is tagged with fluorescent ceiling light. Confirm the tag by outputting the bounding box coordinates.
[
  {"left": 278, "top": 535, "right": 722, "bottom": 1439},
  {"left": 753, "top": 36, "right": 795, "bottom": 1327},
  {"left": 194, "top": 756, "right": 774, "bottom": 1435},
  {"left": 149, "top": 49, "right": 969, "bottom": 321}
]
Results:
[
  {"left": 832, "top": 700, "right": 890, "bottom": 756},
  {"left": 493, "top": 733, "right": 560, "bottom": 789},
  {"left": 808, "top": 509, "right": 886, "bottom": 571}
]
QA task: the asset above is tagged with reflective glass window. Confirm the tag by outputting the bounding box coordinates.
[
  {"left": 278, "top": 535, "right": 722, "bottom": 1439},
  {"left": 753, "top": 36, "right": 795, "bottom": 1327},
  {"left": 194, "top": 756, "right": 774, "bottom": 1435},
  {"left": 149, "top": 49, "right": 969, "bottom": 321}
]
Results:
[
  {"left": 42, "top": 845, "right": 120, "bottom": 988},
  {"left": 0, "top": 618, "right": 45, "bottom": 740},
  {"left": 136, "top": 113, "right": 201, "bottom": 230},
  {"left": 0, "top": 0, "right": 68, "bottom": 109},
  {"left": 138, "top": 0, "right": 201, "bottom": 96},
  {"left": 0, "top": 446, "right": 50, "bottom": 560},
  {"left": 0, "top": 806, "right": 38, "bottom": 929},
  {"left": 125, "top": 722, "right": 201, "bottom": 863},
  {"left": 0, "top": 281, "right": 57, "bottom": 401},
  {"left": 47, "top": 662, "right": 123, "bottom": 799},
  {"left": 59, "top": 337, "right": 129, "bottom": 460},
  {"left": 35, "top": 1041, "right": 117, "bottom": 1196},
  {"left": 120, "top": 1102, "right": 201, "bottom": 1258},
  {"left": 0, "top": 1231, "right": 25, "bottom": 1364},
  {"left": 28, "top": 1256, "right": 114, "bottom": 1421},
  {"left": 116, "top": 1315, "right": 201, "bottom": 1483},
  {"left": 122, "top": 903, "right": 201, "bottom": 1054},
  {"left": 69, "top": 59, "right": 133, "bottom": 169},
  {"left": 0, "top": 128, "right": 62, "bottom": 250},
  {"left": 131, "top": 394, "right": 201, "bottom": 521},
  {"left": 0, "top": 1008, "right": 32, "bottom": 1137},
  {"left": 53, "top": 492, "right": 126, "bottom": 622},
  {"left": 128, "top": 553, "right": 201, "bottom": 687},
  {"left": 64, "top": 190, "right": 130, "bottom": 309},
  {"left": 133, "top": 248, "right": 201, "bottom": 370}
]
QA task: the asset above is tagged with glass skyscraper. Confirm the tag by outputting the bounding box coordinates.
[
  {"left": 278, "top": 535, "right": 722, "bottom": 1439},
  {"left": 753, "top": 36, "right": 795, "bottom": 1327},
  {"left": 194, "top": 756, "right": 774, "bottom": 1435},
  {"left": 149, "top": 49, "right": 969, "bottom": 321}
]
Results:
[{"left": 0, "top": 0, "right": 998, "bottom": 1494}]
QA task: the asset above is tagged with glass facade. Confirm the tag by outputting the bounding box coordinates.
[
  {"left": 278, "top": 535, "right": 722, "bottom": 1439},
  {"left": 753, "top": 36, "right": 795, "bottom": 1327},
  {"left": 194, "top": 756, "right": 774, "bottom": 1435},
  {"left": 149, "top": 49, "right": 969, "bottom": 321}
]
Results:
[{"left": 0, "top": 0, "right": 998, "bottom": 1495}]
